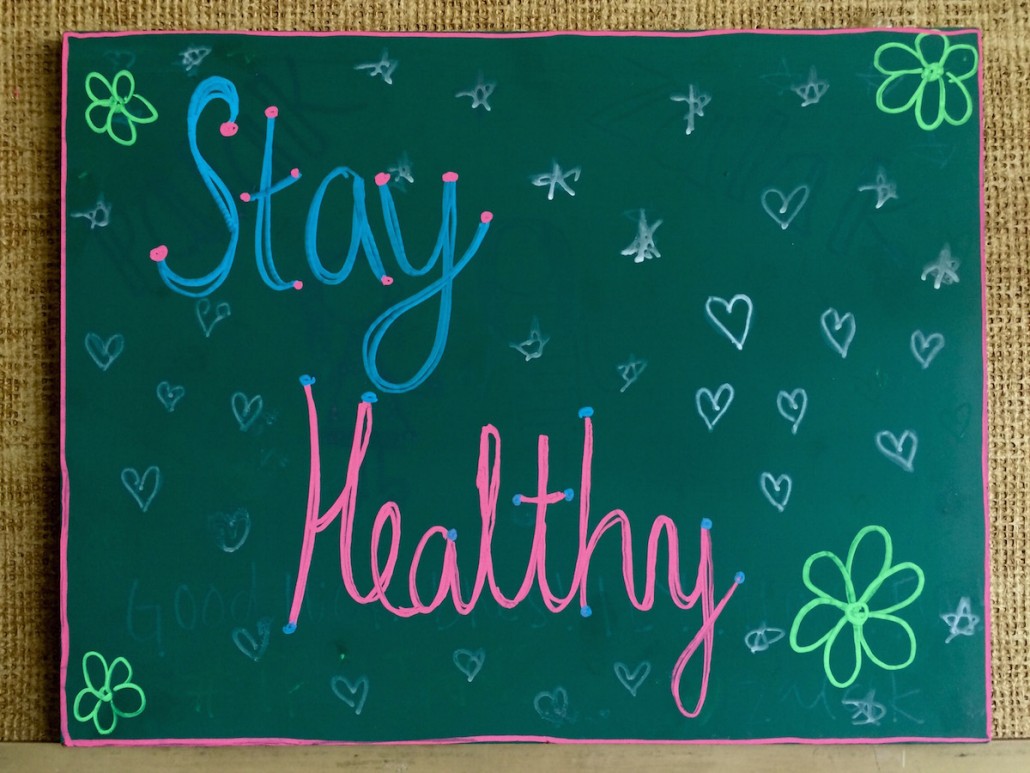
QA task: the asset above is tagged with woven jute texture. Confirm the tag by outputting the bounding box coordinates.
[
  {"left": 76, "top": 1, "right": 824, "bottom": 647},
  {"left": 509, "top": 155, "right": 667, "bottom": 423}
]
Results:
[{"left": 1, "top": 0, "right": 1027, "bottom": 742}]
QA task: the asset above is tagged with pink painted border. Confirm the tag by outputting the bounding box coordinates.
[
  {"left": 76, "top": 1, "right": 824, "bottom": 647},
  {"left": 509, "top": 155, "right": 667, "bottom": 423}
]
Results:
[
  {"left": 59, "top": 27, "right": 989, "bottom": 747},
  {"left": 65, "top": 734, "right": 988, "bottom": 747},
  {"left": 64, "top": 28, "right": 976, "bottom": 39},
  {"left": 59, "top": 30, "right": 71, "bottom": 746},
  {"left": 976, "top": 27, "right": 994, "bottom": 740}
]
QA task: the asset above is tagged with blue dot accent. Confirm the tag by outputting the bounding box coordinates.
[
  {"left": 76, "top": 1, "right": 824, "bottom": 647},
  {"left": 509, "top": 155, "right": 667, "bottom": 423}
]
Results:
[
  {"left": 701, "top": 518, "right": 713, "bottom": 530},
  {"left": 283, "top": 622, "right": 297, "bottom": 634},
  {"left": 735, "top": 571, "right": 746, "bottom": 585},
  {"left": 512, "top": 494, "right": 522, "bottom": 506},
  {"left": 564, "top": 488, "right": 575, "bottom": 501},
  {"left": 580, "top": 605, "right": 592, "bottom": 618},
  {"left": 361, "top": 391, "right": 378, "bottom": 403},
  {"left": 578, "top": 406, "right": 594, "bottom": 419},
  {"left": 299, "top": 374, "right": 315, "bottom": 386},
  {"left": 447, "top": 528, "right": 458, "bottom": 541}
]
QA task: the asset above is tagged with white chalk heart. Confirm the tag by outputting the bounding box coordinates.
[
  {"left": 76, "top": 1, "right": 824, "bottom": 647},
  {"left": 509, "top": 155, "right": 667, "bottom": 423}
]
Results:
[
  {"left": 911, "top": 330, "right": 945, "bottom": 369},
  {"left": 120, "top": 466, "right": 161, "bottom": 512},
  {"left": 875, "top": 429, "right": 918, "bottom": 472},
  {"left": 84, "top": 333, "right": 124, "bottom": 371},
  {"left": 776, "top": 388, "right": 808, "bottom": 434},
  {"left": 613, "top": 661, "right": 652, "bottom": 697},
  {"left": 156, "top": 381, "right": 185, "bottom": 412},
  {"left": 534, "top": 686, "right": 571, "bottom": 725},
  {"left": 209, "top": 508, "right": 252, "bottom": 552},
  {"left": 452, "top": 648, "right": 486, "bottom": 683},
  {"left": 820, "top": 308, "right": 856, "bottom": 358},
  {"left": 231, "top": 392, "right": 264, "bottom": 431},
  {"left": 761, "top": 185, "right": 809, "bottom": 230},
  {"left": 331, "top": 675, "right": 370, "bottom": 715},
  {"left": 760, "top": 472, "right": 792, "bottom": 512},
  {"left": 705, "top": 294, "right": 753, "bottom": 351},
  {"left": 232, "top": 617, "right": 271, "bottom": 662},
  {"left": 195, "top": 298, "right": 231, "bottom": 338},
  {"left": 695, "top": 384, "right": 734, "bottom": 431}
]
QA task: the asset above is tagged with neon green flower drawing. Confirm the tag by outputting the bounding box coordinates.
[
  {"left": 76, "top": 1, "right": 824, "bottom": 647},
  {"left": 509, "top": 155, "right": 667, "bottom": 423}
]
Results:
[
  {"left": 72, "top": 651, "right": 146, "bottom": 735},
  {"left": 789, "top": 525, "right": 925, "bottom": 688},
  {"left": 84, "top": 70, "right": 158, "bottom": 146},
  {"left": 873, "top": 33, "right": 978, "bottom": 131}
]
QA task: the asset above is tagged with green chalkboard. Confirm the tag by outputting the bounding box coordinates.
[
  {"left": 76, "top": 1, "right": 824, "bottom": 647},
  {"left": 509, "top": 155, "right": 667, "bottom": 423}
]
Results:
[{"left": 61, "top": 30, "right": 988, "bottom": 744}]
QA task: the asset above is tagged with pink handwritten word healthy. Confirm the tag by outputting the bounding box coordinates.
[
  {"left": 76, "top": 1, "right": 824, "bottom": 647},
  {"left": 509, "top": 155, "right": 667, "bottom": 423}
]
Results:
[{"left": 284, "top": 378, "right": 744, "bottom": 717}]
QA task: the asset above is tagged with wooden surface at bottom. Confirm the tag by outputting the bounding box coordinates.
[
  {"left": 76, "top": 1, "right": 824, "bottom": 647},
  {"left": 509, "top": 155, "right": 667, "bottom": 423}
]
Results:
[{"left": 1, "top": 741, "right": 1029, "bottom": 772}]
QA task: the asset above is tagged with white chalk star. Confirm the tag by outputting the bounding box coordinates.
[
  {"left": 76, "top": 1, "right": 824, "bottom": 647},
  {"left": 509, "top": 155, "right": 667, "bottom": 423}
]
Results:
[
  {"left": 921, "top": 244, "right": 960, "bottom": 289},
  {"left": 621, "top": 210, "right": 663, "bottom": 263},
  {"left": 617, "top": 356, "right": 648, "bottom": 393},
  {"left": 388, "top": 153, "right": 414, "bottom": 185},
  {"left": 456, "top": 74, "right": 496, "bottom": 111},
  {"left": 510, "top": 317, "right": 551, "bottom": 362},
  {"left": 70, "top": 197, "right": 111, "bottom": 230},
  {"left": 178, "top": 46, "right": 211, "bottom": 74},
  {"left": 791, "top": 66, "right": 829, "bottom": 106},
  {"left": 858, "top": 166, "right": 899, "bottom": 209},
  {"left": 842, "top": 689, "right": 886, "bottom": 726},
  {"left": 670, "top": 85, "right": 711, "bottom": 135},
  {"left": 531, "top": 162, "right": 581, "bottom": 200},
  {"left": 941, "top": 597, "right": 980, "bottom": 643},
  {"left": 355, "top": 50, "right": 398, "bottom": 84}
]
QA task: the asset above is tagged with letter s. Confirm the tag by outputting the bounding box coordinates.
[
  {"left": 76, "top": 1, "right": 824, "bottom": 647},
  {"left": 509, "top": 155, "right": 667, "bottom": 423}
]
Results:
[{"left": 155, "top": 77, "right": 240, "bottom": 297}]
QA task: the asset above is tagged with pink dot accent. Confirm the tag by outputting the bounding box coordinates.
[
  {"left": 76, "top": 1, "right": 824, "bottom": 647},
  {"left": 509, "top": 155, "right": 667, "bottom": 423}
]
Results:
[
  {"left": 442, "top": 171, "right": 459, "bottom": 183},
  {"left": 374, "top": 172, "right": 392, "bottom": 187},
  {"left": 381, "top": 275, "right": 394, "bottom": 286},
  {"left": 265, "top": 105, "right": 279, "bottom": 118},
  {"left": 293, "top": 280, "right": 303, "bottom": 290},
  {"left": 480, "top": 211, "right": 494, "bottom": 223},
  {"left": 290, "top": 168, "right": 300, "bottom": 178},
  {"left": 149, "top": 244, "right": 168, "bottom": 262},
  {"left": 239, "top": 192, "right": 251, "bottom": 202},
  {"left": 219, "top": 121, "right": 238, "bottom": 137}
]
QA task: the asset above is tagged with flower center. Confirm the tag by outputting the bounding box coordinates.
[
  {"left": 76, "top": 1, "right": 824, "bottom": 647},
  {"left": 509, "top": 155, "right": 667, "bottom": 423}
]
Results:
[
  {"left": 923, "top": 61, "right": 945, "bottom": 82},
  {"left": 98, "top": 686, "right": 113, "bottom": 702},
  {"left": 844, "top": 601, "right": 870, "bottom": 626}
]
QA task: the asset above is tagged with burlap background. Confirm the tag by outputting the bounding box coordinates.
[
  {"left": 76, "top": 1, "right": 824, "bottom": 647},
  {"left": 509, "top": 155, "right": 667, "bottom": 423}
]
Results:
[{"left": 0, "top": 0, "right": 1025, "bottom": 742}]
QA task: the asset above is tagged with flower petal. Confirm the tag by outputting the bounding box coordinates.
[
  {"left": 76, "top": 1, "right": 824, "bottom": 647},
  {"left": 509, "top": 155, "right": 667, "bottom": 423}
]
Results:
[
  {"left": 72, "top": 688, "right": 100, "bottom": 724},
  {"left": 943, "top": 77, "right": 975, "bottom": 127},
  {"left": 108, "top": 656, "right": 134, "bottom": 689},
  {"left": 92, "top": 697, "right": 118, "bottom": 735},
  {"left": 124, "top": 93, "right": 158, "bottom": 125},
  {"left": 113, "top": 681, "right": 146, "bottom": 719},
  {"left": 915, "top": 33, "right": 947, "bottom": 67},
  {"left": 85, "top": 101, "right": 112, "bottom": 135},
  {"left": 108, "top": 114, "right": 139, "bottom": 147},
  {"left": 111, "top": 70, "right": 136, "bottom": 104},
  {"left": 862, "top": 560, "right": 926, "bottom": 613},
  {"left": 862, "top": 612, "right": 918, "bottom": 670},
  {"left": 85, "top": 72, "right": 113, "bottom": 103},
  {"left": 824, "top": 619, "right": 863, "bottom": 688},
  {"left": 81, "top": 651, "right": 109, "bottom": 694},
  {"left": 876, "top": 72, "right": 924, "bottom": 115},
  {"left": 802, "top": 549, "right": 853, "bottom": 602},
  {"left": 941, "top": 41, "right": 979, "bottom": 82},
  {"left": 916, "top": 76, "right": 947, "bottom": 131},
  {"left": 873, "top": 42, "right": 923, "bottom": 75},
  {"left": 791, "top": 596, "right": 847, "bottom": 653},
  {"left": 845, "top": 525, "right": 892, "bottom": 599}
]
